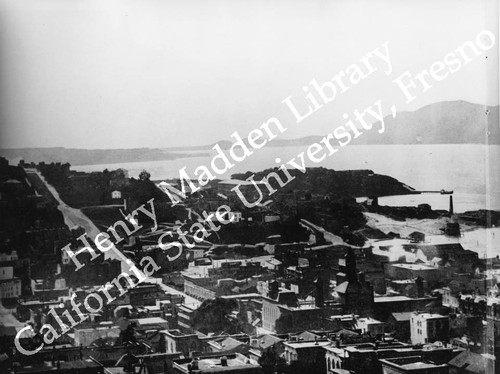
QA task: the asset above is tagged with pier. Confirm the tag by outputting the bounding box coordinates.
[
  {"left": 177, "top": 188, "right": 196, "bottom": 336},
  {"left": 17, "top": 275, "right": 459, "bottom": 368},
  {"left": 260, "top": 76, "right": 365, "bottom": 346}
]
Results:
[{"left": 417, "top": 189, "right": 453, "bottom": 195}]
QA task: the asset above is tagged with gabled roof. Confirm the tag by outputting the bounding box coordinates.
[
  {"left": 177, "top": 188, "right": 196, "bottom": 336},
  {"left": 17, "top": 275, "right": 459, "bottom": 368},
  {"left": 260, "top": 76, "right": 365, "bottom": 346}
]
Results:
[
  {"left": 335, "top": 328, "right": 360, "bottom": 337},
  {"left": 209, "top": 336, "right": 248, "bottom": 352},
  {"left": 220, "top": 337, "right": 246, "bottom": 351}
]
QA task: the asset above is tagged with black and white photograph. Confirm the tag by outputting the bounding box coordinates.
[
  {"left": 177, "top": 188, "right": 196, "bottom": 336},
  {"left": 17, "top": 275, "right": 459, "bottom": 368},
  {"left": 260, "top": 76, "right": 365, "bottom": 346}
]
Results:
[{"left": 0, "top": 1, "right": 499, "bottom": 373}]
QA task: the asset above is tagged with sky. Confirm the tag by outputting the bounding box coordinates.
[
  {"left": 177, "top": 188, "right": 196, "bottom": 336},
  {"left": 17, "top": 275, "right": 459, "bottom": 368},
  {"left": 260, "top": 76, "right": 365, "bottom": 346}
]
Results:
[{"left": 0, "top": 0, "right": 498, "bottom": 149}]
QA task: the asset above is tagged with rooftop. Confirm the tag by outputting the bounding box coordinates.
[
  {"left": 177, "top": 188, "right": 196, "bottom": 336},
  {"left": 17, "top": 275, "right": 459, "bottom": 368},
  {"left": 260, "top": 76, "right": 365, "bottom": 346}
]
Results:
[
  {"left": 391, "top": 263, "right": 436, "bottom": 271},
  {"left": 284, "top": 341, "right": 330, "bottom": 349},
  {"left": 134, "top": 317, "right": 168, "bottom": 325},
  {"left": 391, "top": 312, "right": 413, "bottom": 322},
  {"left": 380, "top": 357, "right": 448, "bottom": 371},
  {"left": 403, "top": 362, "right": 442, "bottom": 370},
  {"left": 413, "top": 312, "right": 447, "bottom": 320},
  {"left": 176, "top": 353, "right": 259, "bottom": 372},
  {"left": 448, "top": 350, "right": 495, "bottom": 373},
  {"left": 356, "top": 317, "right": 383, "bottom": 325},
  {"left": 375, "top": 295, "right": 434, "bottom": 303}
]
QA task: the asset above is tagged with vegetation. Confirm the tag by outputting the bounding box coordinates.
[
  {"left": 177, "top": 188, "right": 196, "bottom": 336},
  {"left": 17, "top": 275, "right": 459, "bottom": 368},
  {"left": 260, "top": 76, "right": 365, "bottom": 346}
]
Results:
[
  {"left": 259, "top": 346, "right": 287, "bottom": 374},
  {"left": 232, "top": 167, "right": 415, "bottom": 198},
  {"left": 191, "top": 298, "right": 241, "bottom": 334}
]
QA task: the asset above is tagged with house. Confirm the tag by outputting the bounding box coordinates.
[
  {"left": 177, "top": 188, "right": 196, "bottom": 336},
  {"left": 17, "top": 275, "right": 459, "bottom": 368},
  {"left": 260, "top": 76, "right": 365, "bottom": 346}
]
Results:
[
  {"left": 0, "top": 266, "right": 21, "bottom": 299},
  {"left": 294, "top": 331, "right": 323, "bottom": 342},
  {"left": 410, "top": 312, "right": 449, "bottom": 345},
  {"left": 442, "top": 287, "right": 460, "bottom": 310},
  {"left": 0, "top": 277, "right": 22, "bottom": 299},
  {"left": 384, "top": 263, "right": 441, "bottom": 286},
  {"left": 409, "top": 231, "right": 425, "bottom": 243},
  {"left": 385, "top": 312, "right": 412, "bottom": 342},
  {"left": 247, "top": 334, "right": 284, "bottom": 361},
  {"left": 111, "top": 190, "right": 122, "bottom": 199},
  {"left": 374, "top": 295, "right": 441, "bottom": 321},
  {"left": 162, "top": 330, "right": 203, "bottom": 356},
  {"left": 355, "top": 317, "right": 384, "bottom": 337},
  {"left": 261, "top": 290, "right": 324, "bottom": 333},
  {"left": 207, "top": 336, "right": 250, "bottom": 355},
  {"left": 177, "top": 304, "right": 196, "bottom": 331},
  {"left": 283, "top": 340, "right": 330, "bottom": 373}
]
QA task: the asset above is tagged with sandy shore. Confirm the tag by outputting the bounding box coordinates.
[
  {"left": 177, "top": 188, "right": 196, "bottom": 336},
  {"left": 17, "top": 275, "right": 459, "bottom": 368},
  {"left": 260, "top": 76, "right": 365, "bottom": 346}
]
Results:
[
  {"left": 364, "top": 212, "right": 478, "bottom": 237},
  {"left": 364, "top": 212, "right": 500, "bottom": 258}
]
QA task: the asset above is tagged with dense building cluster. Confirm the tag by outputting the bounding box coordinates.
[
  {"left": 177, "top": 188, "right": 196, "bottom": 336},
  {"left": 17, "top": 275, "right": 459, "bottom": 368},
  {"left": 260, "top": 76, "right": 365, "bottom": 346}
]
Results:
[{"left": 0, "top": 157, "right": 497, "bottom": 374}]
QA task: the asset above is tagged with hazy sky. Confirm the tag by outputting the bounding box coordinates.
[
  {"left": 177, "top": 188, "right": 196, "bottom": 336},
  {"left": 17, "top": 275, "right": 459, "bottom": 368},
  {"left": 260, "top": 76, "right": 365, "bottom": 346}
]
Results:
[{"left": 0, "top": 0, "right": 498, "bottom": 149}]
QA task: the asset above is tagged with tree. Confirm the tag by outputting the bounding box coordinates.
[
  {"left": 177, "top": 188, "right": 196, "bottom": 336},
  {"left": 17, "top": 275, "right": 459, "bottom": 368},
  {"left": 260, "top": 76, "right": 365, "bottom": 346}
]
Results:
[
  {"left": 115, "top": 322, "right": 137, "bottom": 346},
  {"left": 139, "top": 170, "right": 151, "bottom": 181},
  {"left": 191, "top": 298, "right": 240, "bottom": 334},
  {"left": 259, "top": 346, "right": 287, "bottom": 374}
]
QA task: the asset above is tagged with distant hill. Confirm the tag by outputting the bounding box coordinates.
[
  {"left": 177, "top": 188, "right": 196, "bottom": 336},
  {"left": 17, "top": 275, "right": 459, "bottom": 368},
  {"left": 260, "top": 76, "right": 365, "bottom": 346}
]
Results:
[
  {"left": 356, "top": 100, "right": 499, "bottom": 145},
  {"left": 179, "top": 101, "right": 499, "bottom": 148},
  {"left": 1, "top": 101, "right": 497, "bottom": 166},
  {"left": 0, "top": 147, "right": 208, "bottom": 166}
]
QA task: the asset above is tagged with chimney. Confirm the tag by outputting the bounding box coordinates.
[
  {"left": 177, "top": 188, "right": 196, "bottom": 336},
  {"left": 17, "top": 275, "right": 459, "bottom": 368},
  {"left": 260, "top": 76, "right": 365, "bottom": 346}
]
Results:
[
  {"left": 315, "top": 276, "right": 324, "bottom": 308},
  {"left": 449, "top": 196, "right": 454, "bottom": 216},
  {"left": 415, "top": 277, "right": 424, "bottom": 298}
]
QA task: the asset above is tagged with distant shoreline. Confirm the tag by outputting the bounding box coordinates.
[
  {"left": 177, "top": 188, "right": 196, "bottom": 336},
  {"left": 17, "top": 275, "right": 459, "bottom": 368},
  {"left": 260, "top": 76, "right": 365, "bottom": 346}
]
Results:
[{"left": 2, "top": 142, "right": 499, "bottom": 167}]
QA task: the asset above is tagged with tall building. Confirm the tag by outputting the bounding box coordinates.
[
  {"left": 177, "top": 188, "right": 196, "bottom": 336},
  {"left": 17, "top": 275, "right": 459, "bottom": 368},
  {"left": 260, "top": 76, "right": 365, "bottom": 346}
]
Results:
[
  {"left": 333, "top": 248, "right": 374, "bottom": 316},
  {"left": 410, "top": 312, "right": 449, "bottom": 345}
]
